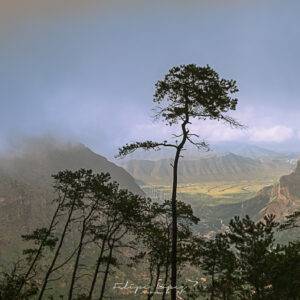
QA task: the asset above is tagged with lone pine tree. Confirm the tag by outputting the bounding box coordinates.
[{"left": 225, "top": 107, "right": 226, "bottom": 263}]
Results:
[{"left": 117, "top": 64, "right": 242, "bottom": 300}]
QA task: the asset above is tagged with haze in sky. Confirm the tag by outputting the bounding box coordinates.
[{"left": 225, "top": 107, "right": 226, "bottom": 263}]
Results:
[{"left": 1, "top": 0, "right": 300, "bottom": 158}]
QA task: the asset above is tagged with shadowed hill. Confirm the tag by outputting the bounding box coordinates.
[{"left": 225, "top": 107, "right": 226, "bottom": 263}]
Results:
[
  {"left": 0, "top": 138, "right": 144, "bottom": 262},
  {"left": 0, "top": 138, "right": 143, "bottom": 195}
]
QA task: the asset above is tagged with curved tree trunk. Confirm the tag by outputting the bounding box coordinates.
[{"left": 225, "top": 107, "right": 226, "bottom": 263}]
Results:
[
  {"left": 147, "top": 262, "right": 154, "bottom": 300},
  {"left": 68, "top": 220, "right": 86, "bottom": 300},
  {"left": 170, "top": 117, "right": 188, "bottom": 300},
  {"left": 37, "top": 201, "right": 75, "bottom": 300},
  {"left": 98, "top": 240, "right": 114, "bottom": 300},
  {"left": 148, "top": 264, "right": 161, "bottom": 299},
  {"left": 18, "top": 191, "right": 67, "bottom": 295},
  {"left": 88, "top": 234, "right": 107, "bottom": 300},
  {"left": 170, "top": 148, "right": 180, "bottom": 300},
  {"left": 211, "top": 264, "right": 215, "bottom": 300},
  {"left": 161, "top": 223, "right": 170, "bottom": 300},
  {"left": 161, "top": 263, "right": 169, "bottom": 300}
]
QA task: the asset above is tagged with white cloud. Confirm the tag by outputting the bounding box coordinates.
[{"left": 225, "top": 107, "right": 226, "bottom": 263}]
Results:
[
  {"left": 248, "top": 125, "right": 294, "bottom": 143},
  {"left": 128, "top": 116, "right": 296, "bottom": 146},
  {"left": 202, "top": 126, "right": 247, "bottom": 142}
]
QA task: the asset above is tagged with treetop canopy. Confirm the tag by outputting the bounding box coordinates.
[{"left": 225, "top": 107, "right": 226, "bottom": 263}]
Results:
[{"left": 153, "top": 64, "right": 239, "bottom": 125}]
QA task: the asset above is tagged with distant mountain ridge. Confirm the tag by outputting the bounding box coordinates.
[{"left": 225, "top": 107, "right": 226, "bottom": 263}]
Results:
[
  {"left": 227, "top": 145, "right": 281, "bottom": 159},
  {"left": 118, "top": 143, "right": 300, "bottom": 161},
  {"left": 124, "top": 153, "right": 293, "bottom": 185}
]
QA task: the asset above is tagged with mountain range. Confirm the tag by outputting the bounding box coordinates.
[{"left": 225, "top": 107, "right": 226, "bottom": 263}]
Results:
[
  {"left": 118, "top": 143, "right": 300, "bottom": 162},
  {"left": 123, "top": 153, "right": 293, "bottom": 185}
]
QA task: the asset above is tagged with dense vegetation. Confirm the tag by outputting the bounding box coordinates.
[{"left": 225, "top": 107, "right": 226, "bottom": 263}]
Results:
[{"left": 0, "top": 169, "right": 299, "bottom": 300}]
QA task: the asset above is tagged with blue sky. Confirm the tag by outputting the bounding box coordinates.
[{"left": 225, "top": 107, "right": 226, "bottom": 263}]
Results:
[{"left": 1, "top": 0, "right": 300, "bottom": 158}]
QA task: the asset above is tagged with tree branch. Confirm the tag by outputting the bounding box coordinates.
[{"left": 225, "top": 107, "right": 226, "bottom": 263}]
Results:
[
  {"left": 186, "top": 136, "right": 210, "bottom": 151},
  {"left": 220, "top": 115, "right": 246, "bottom": 129},
  {"left": 115, "top": 140, "right": 177, "bottom": 158}
]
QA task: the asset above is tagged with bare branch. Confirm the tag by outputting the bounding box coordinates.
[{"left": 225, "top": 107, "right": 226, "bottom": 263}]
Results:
[
  {"left": 52, "top": 246, "right": 79, "bottom": 272},
  {"left": 186, "top": 136, "right": 210, "bottom": 151},
  {"left": 48, "top": 275, "right": 64, "bottom": 282},
  {"left": 115, "top": 140, "right": 177, "bottom": 158},
  {"left": 172, "top": 133, "right": 183, "bottom": 138}
]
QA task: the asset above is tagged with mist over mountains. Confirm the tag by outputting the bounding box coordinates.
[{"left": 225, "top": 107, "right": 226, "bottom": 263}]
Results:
[
  {"left": 0, "top": 138, "right": 144, "bottom": 261},
  {"left": 0, "top": 137, "right": 143, "bottom": 195}
]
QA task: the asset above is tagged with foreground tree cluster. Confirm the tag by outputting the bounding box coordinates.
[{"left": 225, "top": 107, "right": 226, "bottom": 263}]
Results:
[
  {"left": 187, "top": 215, "right": 300, "bottom": 300},
  {"left": 0, "top": 168, "right": 300, "bottom": 300},
  {"left": 0, "top": 169, "right": 198, "bottom": 300}
]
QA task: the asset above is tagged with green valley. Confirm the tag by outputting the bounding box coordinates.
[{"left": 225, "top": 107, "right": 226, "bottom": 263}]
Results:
[{"left": 142, "top": 179, "right": 277, "bottom": 207}]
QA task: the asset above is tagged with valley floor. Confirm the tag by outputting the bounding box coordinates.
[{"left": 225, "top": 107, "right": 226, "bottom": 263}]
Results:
[{"left": 142, "top": 177, "right": 278, "bottom": 207}]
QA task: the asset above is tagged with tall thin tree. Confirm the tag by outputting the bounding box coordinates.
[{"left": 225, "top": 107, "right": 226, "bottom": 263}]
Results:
[
  {"left": 37, "top": 169, "right": 94, "bottom": 300},
  {"left": 117, "top": 64, "right": 242, "bottom": 300}
]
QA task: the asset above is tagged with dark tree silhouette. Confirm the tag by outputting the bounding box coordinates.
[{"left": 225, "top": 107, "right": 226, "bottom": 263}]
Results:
[
  {"left": 84, "top": 180, "right": 151, "bottom": 300},
  {"left": 133, "top": 200, "right": 199, "bottom": 300},
  {"left": 19, "top": 178, "right": 69, "bottom": 294},
  {"left": 280, "top": 211, "right": 300, "bottom": 230},
  {"left": 19, "top": 168, "right": 150, "bottom": 299},
  {"left": 37, "top": 169, "right": 102, "bottom": 300},
  {"left": 96, "top": 190, "right": 149, "bottom": 300},
  {"left": 116, "top": 64, "right": 242, "bottom": 300},
  {"left": 227, "top": 215, "right": 279, "bottom": 299},
  {"left": 0, "top": 261, "right": 38, "bottom": 300},
  {"left": 269, "top": 241, "right": 300, "bottom": 299},
  {"left": 191, "top": 233, "right": 237, "bottom": 300},
  {"left": 67, "top": 176, "right": 103, "bottom": 300}
]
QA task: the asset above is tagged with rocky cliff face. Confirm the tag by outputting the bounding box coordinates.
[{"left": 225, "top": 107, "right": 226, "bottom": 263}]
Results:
[
  {"left": 260, "top": 159, "right": 300, "bottom": 220},
  {"left": 196, "top": 159, "right": 300, "bottom": 234}
]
